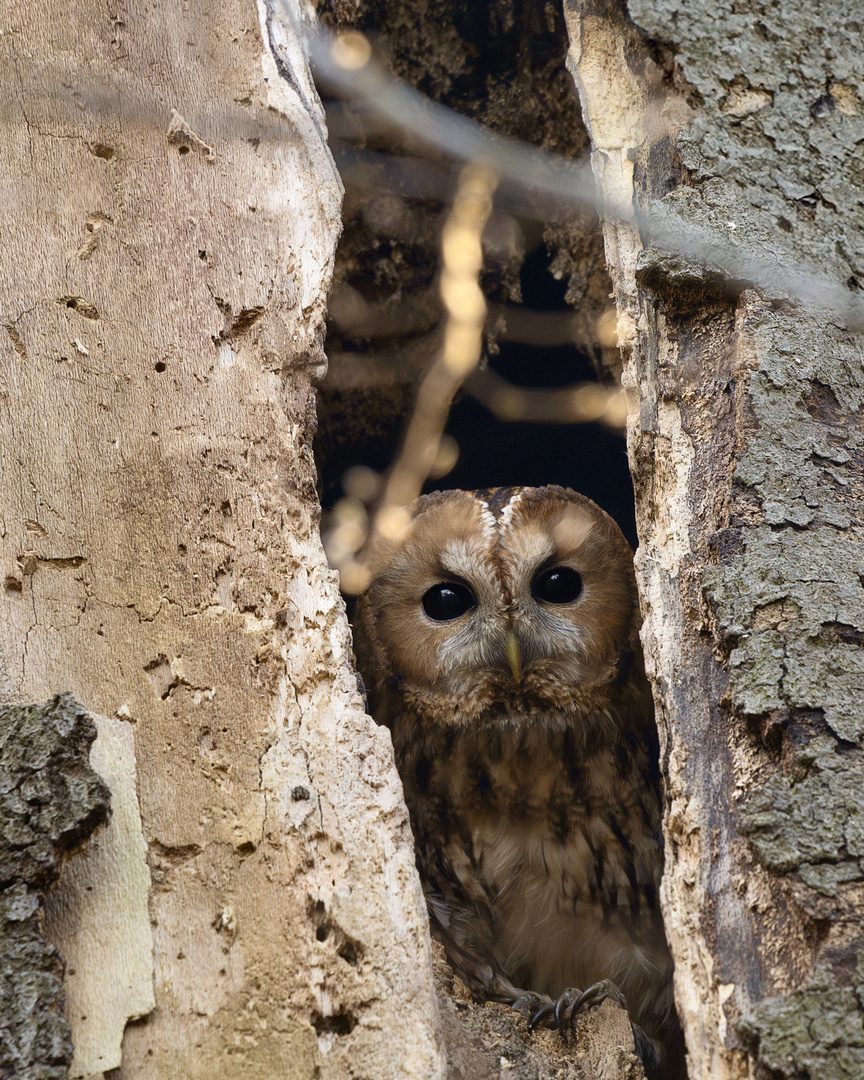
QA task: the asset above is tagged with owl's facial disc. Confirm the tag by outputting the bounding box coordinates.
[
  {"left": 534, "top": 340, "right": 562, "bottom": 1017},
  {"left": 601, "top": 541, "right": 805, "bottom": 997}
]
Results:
[{"left": 358, "top": 487, "right": 638, "bottom": 709}]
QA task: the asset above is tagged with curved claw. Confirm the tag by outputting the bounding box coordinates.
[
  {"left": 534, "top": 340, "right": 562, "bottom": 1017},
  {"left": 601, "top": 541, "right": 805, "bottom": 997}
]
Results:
[
  {"left": 528, "top": 1000, "right": 557, "bottom": 1031},
  {"left": 510, "top": 993, "right": 536, "bottom": 1013},
  {"left": 631, "top": 1023, "right": 662, "bottom": 1075},
  {"left": 527, "top": 980, "right": 631, "bottom": 1041},
  {"left": 509, "top": 990, "right": 552, "bottom": 1027},
  {"left": 525, "top": 980, "right": 663, "bottom": 1077},
  {"left": 566, "top": 979, "right": 626, "bottom": 1027},
  {"left": 526, "top": 988, "right": 582, "bottom": 1033},
  {"left": 554, "top": 989, "right": 578, "bottom": 1029}
]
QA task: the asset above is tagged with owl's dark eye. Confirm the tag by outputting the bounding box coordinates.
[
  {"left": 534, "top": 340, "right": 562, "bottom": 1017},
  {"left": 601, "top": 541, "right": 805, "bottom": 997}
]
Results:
[
  {"left": 532, "top": 566, "right": 583, "bottom": 605},
  {"left": 422, "top": 582, "right": 477, "bottom": 622}
]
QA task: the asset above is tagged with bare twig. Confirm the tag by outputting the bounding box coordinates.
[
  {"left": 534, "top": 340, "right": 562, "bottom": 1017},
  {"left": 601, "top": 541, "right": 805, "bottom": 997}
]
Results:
[
  {"left": 307, "top": 18, "right": 864, "bottom": 331},
  {"left": 330, "top": 163, "right": 498, "bottom": 593}
]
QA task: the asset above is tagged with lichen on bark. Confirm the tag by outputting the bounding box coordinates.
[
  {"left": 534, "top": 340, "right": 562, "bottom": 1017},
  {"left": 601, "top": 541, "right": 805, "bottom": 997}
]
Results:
[
  {"left": 738, "top": 737, "right": 864, "bottom": 892},
  {"left": 0, "top": 694, "right": 110, "bottom": 1079},
  {"left": 564, "top": 0, "right": 864, "bottom": 1074},
  {"left": 739, "top": 979, "right": 864, "bottom": 1080}
]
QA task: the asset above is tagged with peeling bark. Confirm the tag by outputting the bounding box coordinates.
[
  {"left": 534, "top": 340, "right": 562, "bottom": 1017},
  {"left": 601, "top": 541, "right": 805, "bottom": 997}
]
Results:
[
  {"left": 564, "top": 1, "right": 864, "bottom": 1078},
  {"left": 43, "top": 713, "right": 154, "bottom": 1078}
]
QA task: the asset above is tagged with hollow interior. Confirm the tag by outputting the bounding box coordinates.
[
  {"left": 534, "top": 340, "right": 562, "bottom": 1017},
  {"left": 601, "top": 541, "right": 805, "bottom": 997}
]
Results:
[
  {"left": 314, "top": 0, "right": 636, "bottom": 548},
  {"left": 310, "top": 7, "right": 689, "bottom": 1072}
]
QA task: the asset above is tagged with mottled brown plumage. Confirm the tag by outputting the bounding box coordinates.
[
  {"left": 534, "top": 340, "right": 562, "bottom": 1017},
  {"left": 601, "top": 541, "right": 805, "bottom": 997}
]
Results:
[{"left": 353, "top": 486, "right": 683, "bottom": 1075}]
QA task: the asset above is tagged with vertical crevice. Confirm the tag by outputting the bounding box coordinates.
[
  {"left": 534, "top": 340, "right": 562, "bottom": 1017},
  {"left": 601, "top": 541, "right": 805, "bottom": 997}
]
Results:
[{"left": 313, "top": 0, "right": 635, "bottom": 545}]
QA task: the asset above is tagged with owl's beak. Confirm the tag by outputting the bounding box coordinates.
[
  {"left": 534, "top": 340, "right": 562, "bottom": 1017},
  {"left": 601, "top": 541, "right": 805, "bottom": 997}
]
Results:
[{"left": 505, "top": 631, "right": 522, "bottom": 682}]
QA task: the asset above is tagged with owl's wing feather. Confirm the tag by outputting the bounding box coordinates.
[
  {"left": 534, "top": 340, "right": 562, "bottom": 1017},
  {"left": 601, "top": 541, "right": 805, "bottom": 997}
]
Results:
[{"left": 425, "top": 887, "right": 533, "bottom": 1004}]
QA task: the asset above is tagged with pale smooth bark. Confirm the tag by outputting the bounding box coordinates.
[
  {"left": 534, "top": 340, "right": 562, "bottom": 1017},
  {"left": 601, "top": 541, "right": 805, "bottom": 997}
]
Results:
[{"left": 0, "top": 2, "right": 444, "bottom": 1077}]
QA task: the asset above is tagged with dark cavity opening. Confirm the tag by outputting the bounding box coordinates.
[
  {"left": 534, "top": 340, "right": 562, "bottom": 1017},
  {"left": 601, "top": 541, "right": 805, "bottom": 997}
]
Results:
[{"left": 313, "top": 0, "right": 635, "bottom": 549}]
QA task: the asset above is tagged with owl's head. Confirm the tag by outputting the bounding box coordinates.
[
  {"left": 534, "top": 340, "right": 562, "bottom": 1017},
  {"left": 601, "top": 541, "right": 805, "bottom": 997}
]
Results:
[{"left": 353, "top": 486, "right": 644, "bottom": 727}]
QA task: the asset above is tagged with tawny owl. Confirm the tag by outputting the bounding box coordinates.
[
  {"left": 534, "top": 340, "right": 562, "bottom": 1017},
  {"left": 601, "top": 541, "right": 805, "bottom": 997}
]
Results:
[{"left": 353, "top": 485, "right": 683, "bottom": 1077}]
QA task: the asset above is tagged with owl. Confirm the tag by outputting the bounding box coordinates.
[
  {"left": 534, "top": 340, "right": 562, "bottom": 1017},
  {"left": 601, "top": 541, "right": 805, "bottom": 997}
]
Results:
[{"left": 353, "top": 486, "right": 684, "bottom": 1078}]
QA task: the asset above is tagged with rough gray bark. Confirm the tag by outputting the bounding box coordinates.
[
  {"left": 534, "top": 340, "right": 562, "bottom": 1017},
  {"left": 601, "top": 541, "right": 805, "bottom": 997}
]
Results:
[
  {"left": 0, "top": 695, "right": 110, "bottom": 1079},
  {"left": 565, "top": 1, "right": 864, "bottom": 1077}
]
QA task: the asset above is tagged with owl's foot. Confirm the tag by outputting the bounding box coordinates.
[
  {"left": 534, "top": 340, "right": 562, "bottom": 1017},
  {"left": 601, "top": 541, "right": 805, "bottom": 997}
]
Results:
[
  {"left": 509, "top": 990, "right": 551, "bottom": 1019},
  {"left": 526, "top": 981, "right": 662, "bottom": 1076},
  {"left": 527, "top": 979, "right": 624, "bottom": 1032}
]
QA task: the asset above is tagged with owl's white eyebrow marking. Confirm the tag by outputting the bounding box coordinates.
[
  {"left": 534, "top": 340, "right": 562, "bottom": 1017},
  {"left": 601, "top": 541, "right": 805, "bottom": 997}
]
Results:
[
  {"left": 497, "top": 490, "right": 524, "bottom": 531},
  {"left": 504, "top": 525, "right": 554, "bottom": 572},
  {"left": 475, "top": 498, "right": 501, "bottom": 546}
]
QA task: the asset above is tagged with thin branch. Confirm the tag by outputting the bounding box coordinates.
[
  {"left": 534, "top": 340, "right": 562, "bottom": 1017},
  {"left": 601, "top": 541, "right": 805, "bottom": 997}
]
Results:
[{"left": 329, "top": 163, "right": 498, "bottom": 593}]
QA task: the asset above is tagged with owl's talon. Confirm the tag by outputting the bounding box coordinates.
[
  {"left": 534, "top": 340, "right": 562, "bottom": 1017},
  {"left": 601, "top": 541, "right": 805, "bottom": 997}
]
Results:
[
  {"left": 508, "top": 990, "right": 551, "bottom": 1027},
  {"left": 566, "top": 979, "right": 626, "bottom": 1027},
  {"left": 527, "top": 1001, "right": 557, "bottom": 1031},
  {"left": 632, "top": 1024, "right": 662, "bottom": 1076},
  {"left": 511, "top": 992, "right": 540, "bottom": 1015},
  {"left": 555, "top": 988, "right": 579, "bottom": 1029}
]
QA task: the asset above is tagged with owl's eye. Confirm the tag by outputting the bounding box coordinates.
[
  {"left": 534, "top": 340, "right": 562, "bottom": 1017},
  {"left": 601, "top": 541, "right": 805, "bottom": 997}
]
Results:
[
  {"left": 532, "top": 566, "right": 583, "bottom": 605},
  {"left": 422, "top": 582, "right": 477, "bottom": 622}
]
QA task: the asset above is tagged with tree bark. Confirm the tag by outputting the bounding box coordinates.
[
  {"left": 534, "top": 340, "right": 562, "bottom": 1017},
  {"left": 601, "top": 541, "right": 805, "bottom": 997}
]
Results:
[
  {"left": 8, "top": 1, "right": 862, "bottom": 1078},
  {"left": 0, "top": 2, "right": 445, "bottom": 1077},
  {"left": 0, "top": 696, "right": 110, "bottom": 1079},
  {"left": 564, "top": 1, "right": 864, "bottom": 1078}
]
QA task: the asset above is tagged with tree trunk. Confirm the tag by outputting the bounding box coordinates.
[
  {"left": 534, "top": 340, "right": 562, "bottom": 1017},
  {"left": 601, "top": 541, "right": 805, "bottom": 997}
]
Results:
[
  {"left": 0, "top": 2, "right": 444, "bottom": 1077},
  {"left": 7, "top": 1, "right": 862, "bottom": 1078},
  {"left": 564, "top": 1, "right": 864, "bottom": 1078}
]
